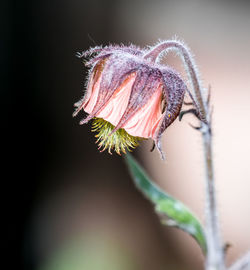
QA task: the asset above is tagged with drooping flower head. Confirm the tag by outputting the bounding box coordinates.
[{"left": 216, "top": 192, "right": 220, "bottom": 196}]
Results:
[{"left": 73, "top": 43, "right": 187, "bottom": 159}]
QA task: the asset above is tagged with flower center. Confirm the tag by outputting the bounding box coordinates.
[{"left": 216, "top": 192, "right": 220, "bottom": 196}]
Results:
[{"left": 91, "top": 118, "right": 142, "bottom": 155}]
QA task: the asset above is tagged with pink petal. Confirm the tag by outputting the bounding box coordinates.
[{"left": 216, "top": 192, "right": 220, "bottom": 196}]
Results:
[
  {"left": 122, "top": 85, "right": 163, "bottom": 138},
  {"left": 84, "top": 74, "right": 102, "bottom": 113},
  {"left": 85, "top": 73, "right": 163, "bottom": 139},
  {"left": 85, "top": 73, "right": 136, "bottom": 125},
  {"left": 95, "top": 74, "right": 136, "bottom": 124}
]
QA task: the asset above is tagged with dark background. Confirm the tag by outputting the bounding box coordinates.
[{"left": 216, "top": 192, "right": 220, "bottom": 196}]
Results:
[
  {"left": 6, "top": 1, "right": 175, "bottom": 270},
  {"left": 4, "top": 0, "right": 250, "bottom": 270}
]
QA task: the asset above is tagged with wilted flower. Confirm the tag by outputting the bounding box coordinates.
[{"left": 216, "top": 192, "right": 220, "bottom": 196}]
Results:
[{"left": 73, "top": 44, "right": 187, "bottom": 159}]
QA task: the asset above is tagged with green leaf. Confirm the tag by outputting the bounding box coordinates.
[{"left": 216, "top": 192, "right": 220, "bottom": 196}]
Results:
[{"left": 124, "top": 153, "right": 207, "bottom": 254}]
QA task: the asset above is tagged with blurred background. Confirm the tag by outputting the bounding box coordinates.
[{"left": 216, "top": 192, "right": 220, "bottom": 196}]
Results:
[{"left": 4, "top": 0, "right": 250, "bottom": 269}]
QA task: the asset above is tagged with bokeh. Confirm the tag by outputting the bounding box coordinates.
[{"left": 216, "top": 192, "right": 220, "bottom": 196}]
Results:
[{"left": 5, "top": 0, "right": 250, "bottom": 269}]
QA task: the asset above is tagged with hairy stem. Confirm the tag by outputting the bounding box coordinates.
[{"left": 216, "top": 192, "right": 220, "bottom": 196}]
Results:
[
  {"left": 202, "top": 121, "right": 225, "bottom": 270},
  {"left": 145, "top": 40, "right": 225, "bottom": 270}
]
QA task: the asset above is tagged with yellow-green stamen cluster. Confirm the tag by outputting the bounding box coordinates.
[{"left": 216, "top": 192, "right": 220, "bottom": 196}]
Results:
[{"left": 91, "top": 118, "right": 142, "bottom": 155}]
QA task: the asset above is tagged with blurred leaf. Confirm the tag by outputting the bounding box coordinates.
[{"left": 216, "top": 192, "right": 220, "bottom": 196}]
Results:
[
  {"left": 39, "top": 234, "right": 136, "bottom": 270},
  {"left": 124, "top": 153, "right": 207, "bottom": 254}
]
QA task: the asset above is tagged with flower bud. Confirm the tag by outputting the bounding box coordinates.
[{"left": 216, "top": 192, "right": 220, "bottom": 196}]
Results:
[{"left": 73, "top": 44, "right": 187, "bottom": 159}]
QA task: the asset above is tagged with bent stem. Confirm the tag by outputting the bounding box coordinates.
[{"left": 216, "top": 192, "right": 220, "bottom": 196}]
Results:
[{"left": 145, "top": 40, "right": 225, "bottom": 270}]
